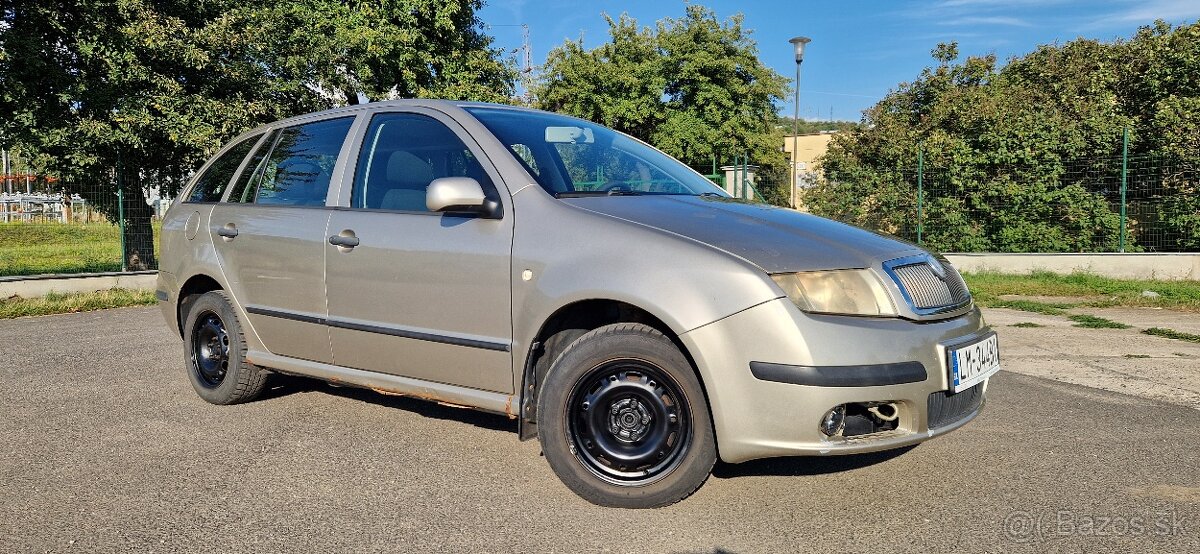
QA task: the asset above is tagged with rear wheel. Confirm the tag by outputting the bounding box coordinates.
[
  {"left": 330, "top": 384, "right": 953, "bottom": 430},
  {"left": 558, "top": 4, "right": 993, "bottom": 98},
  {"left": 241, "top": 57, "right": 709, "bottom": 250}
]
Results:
[
  {"left": 181, "top": 291, "right": 266, "bottom": 405},
  {"left": 537, "top": 323, "right": 715, "bottom": 508}
]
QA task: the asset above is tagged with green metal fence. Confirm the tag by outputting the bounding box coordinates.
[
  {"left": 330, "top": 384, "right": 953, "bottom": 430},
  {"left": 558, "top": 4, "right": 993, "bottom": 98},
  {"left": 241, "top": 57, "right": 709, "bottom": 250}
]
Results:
[
  {"left": 0, "top": 175, "right": 164, "bottom": 277},
  {"left": 802, "top": 129, "right": 1199, "bottom": 253},
  {"left": 692, "top": 155, "right": 764, "bottom": 202}
]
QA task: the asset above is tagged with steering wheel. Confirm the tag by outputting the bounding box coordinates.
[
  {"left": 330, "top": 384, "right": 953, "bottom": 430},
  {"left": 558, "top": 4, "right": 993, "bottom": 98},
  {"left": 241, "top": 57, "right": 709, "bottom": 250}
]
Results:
[{"left": 598, "top": 181, "right": 629, "bottom": 192}]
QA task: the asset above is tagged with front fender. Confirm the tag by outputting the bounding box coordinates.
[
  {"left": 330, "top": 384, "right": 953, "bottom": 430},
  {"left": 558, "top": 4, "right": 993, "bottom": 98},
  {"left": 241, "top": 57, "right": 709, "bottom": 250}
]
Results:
[{"left": 509, "top": 189, "right": 782, "bottom": 391}]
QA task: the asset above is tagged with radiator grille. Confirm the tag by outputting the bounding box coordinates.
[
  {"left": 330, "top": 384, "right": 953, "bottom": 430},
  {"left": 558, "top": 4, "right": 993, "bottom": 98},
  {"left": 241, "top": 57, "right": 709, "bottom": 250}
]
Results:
[
  {"left": 887, "top": 258, "right": 971, "bottom": 311},
  {"left": 927, "top": 383, "right": 984, "bottom": 429}
]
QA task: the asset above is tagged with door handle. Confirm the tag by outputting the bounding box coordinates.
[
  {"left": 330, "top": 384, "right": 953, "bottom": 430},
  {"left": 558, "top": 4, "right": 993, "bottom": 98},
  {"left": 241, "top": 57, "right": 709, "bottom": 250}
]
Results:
[
  {"left": 328, "top": 233, "right": 360, "bottom": 248},
  {"left": 217, "top": 224, "right": 238, "bottom": 240}
]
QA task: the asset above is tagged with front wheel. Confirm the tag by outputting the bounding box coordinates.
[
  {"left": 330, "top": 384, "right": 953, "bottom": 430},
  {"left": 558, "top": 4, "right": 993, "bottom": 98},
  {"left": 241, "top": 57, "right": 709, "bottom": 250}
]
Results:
[{"left": 537, "top": 323, "right": 716, "bottom": 508}]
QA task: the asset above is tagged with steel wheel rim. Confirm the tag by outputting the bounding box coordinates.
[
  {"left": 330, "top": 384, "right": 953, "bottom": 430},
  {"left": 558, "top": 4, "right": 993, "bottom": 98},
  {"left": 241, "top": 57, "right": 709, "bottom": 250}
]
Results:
[
  {"left": 191, "top": 310, "right": 229, "bottom": 388},
  {"left": 566, "top": 358, "right": 692, "bottom": 485}
]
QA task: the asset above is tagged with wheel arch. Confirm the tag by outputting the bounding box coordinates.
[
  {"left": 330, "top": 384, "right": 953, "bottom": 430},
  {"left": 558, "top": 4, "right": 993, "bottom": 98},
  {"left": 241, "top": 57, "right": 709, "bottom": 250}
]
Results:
[
  {"left": 175, "top": 273, "right": 225, "bottom": 339},
  {"left": 516, "top": 297, "right": 714, "bottom": 444}
]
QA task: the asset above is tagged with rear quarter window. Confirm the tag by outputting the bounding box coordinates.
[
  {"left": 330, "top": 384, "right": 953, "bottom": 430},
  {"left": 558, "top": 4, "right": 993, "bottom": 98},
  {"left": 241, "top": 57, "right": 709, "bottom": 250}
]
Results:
[{"left": 186, "top": 134, "right": 261, "bottom": 203}]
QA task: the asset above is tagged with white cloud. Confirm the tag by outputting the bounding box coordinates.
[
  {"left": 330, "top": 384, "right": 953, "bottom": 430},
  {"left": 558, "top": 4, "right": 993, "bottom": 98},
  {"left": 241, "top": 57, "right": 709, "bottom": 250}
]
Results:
[
  {"left": 938, "top": 16, "right": 1034, "bottom": 27},
  {"left": 936, "top": 0, "right": 1069, "bottom": 7},
  {"left": 1090, "top": 0, "right": 1200, "bottom": 26}
]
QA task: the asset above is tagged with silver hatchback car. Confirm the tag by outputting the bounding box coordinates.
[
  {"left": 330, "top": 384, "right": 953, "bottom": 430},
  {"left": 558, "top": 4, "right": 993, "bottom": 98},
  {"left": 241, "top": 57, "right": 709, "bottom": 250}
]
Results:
[{"left": 157, "top": 100, "right": 1000, "bottom": 508}]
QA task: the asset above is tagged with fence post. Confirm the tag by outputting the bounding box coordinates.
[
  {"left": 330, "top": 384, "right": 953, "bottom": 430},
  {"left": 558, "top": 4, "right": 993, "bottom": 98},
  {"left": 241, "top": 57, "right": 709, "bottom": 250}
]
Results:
[
  {"left": 743, "top": 153, "right": 750, "bottom": 200},
  {"left": 737, "top": 154, "right": 744, "bottom": 199},
  {"left": 117, "top": 156, "right": 128, "bottom": 272},
  {"left": 917, "top": 143, "right": 924, "bottom": 246},
  {"left": 733, "top": 154, "right": 739, "bottom": 197},
  {"left": 1119, "top": 125, "right": 1129, "bottom": 253}
]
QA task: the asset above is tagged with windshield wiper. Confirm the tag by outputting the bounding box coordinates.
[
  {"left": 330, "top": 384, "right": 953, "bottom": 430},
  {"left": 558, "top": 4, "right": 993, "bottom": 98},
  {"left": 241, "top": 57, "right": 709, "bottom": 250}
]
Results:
[{"left": 555, "top": 189, "right": 644, "bottom": 198}]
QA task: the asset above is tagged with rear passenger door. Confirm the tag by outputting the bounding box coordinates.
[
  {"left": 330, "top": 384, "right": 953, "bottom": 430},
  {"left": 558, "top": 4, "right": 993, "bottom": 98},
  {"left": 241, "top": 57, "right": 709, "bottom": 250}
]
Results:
[
  {"left": 323, "top": 109, "right": 514, "bottom": 393},
  {"left": 210, "top": 116, "right": 356, "bottom": 363}
]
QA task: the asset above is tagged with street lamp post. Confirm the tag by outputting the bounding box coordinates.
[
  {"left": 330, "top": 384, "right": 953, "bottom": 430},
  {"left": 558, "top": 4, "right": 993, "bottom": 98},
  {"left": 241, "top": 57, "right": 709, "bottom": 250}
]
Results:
[{"left": 788, "top": 36, "right": 811, "bottom": 210}]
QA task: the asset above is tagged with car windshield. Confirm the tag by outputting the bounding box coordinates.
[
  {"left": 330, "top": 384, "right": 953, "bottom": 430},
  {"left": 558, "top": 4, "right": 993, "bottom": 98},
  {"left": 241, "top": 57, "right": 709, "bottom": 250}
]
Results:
[{"left": 465, "top": 107, "right": 730, "bottom": 198}]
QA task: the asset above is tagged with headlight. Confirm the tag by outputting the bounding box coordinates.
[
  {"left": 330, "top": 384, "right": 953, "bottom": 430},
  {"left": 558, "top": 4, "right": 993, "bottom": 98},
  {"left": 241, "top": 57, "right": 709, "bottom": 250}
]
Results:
[{"left": 771, "top": 269, "right": 898, "bottom": 316}]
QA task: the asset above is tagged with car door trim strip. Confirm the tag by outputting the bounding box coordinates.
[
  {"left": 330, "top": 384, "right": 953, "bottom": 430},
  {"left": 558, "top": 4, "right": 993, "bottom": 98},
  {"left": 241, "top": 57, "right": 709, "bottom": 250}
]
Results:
[{"left": 245, "top": 305, "right": 511, "bottom": 352}]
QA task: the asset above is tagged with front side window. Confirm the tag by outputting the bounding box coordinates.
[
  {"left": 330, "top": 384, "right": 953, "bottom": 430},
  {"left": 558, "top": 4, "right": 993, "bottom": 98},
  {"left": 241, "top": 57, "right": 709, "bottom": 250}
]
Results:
[
  {"left": 352, "top": 112, "right": 492, "bottom": 212},
  {"left": 252, "top": 117, "right": 354, "bottom": 206},
  {"left": 187, "top": 133, "right": 261, "bottom": 202},
  {"left": 465, "top": 107, "right": 728, "bottom": 198}
]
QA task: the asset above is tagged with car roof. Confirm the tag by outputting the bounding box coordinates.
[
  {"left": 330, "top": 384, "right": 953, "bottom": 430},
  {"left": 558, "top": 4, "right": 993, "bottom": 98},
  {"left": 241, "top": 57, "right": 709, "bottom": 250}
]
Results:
[
  {"left": 220, "top": 100, "right": 576, "bottom": 156},
  {"left": 267, "top": 99, "right": 539, "bottom": 127}
]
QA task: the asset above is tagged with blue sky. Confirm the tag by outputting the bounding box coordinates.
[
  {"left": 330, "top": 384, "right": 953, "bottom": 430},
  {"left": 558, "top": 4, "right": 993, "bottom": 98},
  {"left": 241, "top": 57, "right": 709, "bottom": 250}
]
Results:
[{"left": 478, "top": 0, "right": 1200, "bottom": 121}]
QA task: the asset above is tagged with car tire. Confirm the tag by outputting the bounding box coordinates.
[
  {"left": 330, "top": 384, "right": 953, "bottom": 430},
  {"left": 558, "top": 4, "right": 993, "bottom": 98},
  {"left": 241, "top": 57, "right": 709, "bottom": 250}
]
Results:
[
  {"left": 537, "top": 323, "right": 716, "bottom": 508},
  {"left": 181, "top": 290, "right": 267, "bottom": 405}
]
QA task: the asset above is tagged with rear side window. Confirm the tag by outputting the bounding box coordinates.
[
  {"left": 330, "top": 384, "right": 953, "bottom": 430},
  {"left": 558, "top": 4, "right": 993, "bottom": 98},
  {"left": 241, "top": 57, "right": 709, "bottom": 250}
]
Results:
[
  {"left": 352, "top": 113, "right": 492, "bottom": 212},
  {"left": 226, "top": 130, "right": 276, "bottom": 204},
  {"left": 253, "top": 117, "right": 354, "bottom": 206},
  {"left": 187, "top": 134, "right": 261, "bottom": 202}
]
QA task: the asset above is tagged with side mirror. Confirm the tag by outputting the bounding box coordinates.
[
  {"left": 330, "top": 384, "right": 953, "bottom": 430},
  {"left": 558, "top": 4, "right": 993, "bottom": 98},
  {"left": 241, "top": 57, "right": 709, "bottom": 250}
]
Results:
[{"left": 426, "top": 177, "right": 500, "bottom": 217}]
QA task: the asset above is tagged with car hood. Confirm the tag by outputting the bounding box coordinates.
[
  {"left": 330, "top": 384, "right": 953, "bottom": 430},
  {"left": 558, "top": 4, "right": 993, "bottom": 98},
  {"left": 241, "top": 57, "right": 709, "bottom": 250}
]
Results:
[{"left": 560, "top": 195, "right": 921, "bottom": 273}]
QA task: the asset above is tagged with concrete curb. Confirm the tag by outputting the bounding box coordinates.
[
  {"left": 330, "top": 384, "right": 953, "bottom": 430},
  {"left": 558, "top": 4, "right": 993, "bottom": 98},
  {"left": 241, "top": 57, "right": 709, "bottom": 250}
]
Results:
[
  {"left": 945, "top": 253, "right": 1200, "bottom": 281},
  {"left": 0, "top": 271, "right": 158, "bottom": 298},
  {"left": 1, "top": 252, "right": 1197, "bottom": 299}
]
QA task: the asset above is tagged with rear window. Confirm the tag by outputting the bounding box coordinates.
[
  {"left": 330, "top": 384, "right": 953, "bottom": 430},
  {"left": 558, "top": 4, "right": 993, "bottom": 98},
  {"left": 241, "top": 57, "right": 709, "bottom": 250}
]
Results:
[
  {"left": 226, "top": 130, "right": 277, "bottom": 204},
  {"left": 253, "top": 117, "right": 355, "bottom": 206},
  {"left": 186, "top": 134, "right": 261, "bottom": 202}
]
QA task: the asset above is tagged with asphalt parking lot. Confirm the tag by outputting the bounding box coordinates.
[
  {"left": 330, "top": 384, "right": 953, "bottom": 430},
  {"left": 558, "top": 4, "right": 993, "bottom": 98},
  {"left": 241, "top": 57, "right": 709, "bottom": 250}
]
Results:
[{"left": 3, "top": 306, "right": 1198, "bottom": 553}]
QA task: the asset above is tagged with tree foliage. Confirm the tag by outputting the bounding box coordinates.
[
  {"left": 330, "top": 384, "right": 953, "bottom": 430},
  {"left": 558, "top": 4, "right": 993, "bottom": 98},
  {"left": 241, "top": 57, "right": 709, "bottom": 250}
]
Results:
[
  {"left": 0, "top": 0, "right": 514, "bottom": 268},
  {"left": 534, "top": 6, "right": 791, "bottom": 204},
  {"left": 807, "top": 21, "right": 1200, "bottom": 252}
]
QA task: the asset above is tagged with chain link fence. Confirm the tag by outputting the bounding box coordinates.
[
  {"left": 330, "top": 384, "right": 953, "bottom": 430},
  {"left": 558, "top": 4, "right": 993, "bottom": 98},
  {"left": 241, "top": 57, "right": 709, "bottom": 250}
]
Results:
[
  {"left": 0, "top": 176, "right": 168, "bottom": 277},
  {"left": 801, "top": 146, "right": 1198, "bottom": 253},
  {"left": 4, "top": 139, "right": 1196, "bottom": 279}
]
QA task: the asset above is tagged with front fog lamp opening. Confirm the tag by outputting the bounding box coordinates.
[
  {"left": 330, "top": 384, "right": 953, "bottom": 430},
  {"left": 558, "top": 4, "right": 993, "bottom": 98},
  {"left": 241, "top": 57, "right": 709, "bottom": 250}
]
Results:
[{"left": 819, "top": 404, "right": 846, "bottom": 437}]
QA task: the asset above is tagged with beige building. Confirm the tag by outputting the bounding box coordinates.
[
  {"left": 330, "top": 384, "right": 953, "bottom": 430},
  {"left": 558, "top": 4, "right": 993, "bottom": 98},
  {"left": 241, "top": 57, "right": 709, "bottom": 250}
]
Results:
[{"left": 783, "top": 132, "right": 835, "bottom": 189}]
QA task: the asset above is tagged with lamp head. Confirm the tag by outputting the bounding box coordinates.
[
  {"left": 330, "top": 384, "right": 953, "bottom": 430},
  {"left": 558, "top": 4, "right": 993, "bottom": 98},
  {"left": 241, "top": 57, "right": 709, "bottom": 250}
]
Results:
[{"left": 789, "top": 36, "right": 812, "bottom": 63}]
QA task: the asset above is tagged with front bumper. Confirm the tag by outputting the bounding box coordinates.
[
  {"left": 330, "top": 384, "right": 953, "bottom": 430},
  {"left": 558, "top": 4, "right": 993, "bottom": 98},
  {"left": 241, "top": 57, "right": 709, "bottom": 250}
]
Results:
[{"left": 678, "top": 298, "right": 993, "bottom": 463}]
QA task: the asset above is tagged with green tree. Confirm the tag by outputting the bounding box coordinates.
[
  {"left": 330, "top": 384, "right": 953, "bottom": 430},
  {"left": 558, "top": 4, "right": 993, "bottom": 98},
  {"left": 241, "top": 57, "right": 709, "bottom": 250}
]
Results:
[
  {"left": 808, "top": 21, "right": 1200, "bottom": 252},
  {"left": 224, "top": 0, "right": 516, "bottom": 105},
  {"left": 534, "top": 6, "right": 791, "bottom": 204},
  {"left": 0, "top": 0, "right": 514, "bottom": 269}
]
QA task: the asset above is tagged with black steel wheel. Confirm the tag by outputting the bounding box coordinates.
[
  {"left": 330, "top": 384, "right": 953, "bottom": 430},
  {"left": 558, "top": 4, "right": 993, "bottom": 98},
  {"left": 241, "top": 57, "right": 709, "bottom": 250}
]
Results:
[
  {"left": 567, "top": 359, "right": 692, "bottom": 485},
  {"left": 190, "top": 310, "right": 230, "bottom": 388},
  {"left": 537, "top": 323, "right": 716, "bottom": 508},
  {"left": 181, "top": 290, "right": 267, "bottom": 405}
]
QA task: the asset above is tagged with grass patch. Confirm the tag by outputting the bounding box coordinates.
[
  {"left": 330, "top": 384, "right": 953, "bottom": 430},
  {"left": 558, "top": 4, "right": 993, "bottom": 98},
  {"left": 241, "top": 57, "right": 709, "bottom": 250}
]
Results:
[
  {"left": 0, "top": 222, "right": 159, "bottom": 276},
  {"left": 1124, "top": 354, "right": 1151, "bottom": 358},
  {"left": 1068, "top": 314, "right": 1132, "bottom": 329},
  {"left": 984, "top": 298, "right": 1072, "bottom": 315},
  {"left": 963, "top": 270, "right": 1200, "bottom": 312},
  {"left": 1142, "top": 327, "right": 1200, "bottom": 344},
  {"left": 1009, "top": 322, "right": 1045, "bottom": 328},
  {"left": 0, "top": 288, "right": 157, "bottom": 318}
]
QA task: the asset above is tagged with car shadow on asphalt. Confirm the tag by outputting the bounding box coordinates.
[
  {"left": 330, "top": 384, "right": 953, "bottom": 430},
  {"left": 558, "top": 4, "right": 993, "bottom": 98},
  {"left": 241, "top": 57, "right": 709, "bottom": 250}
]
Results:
[
  {"left": 257, "top": 373, "right": 518, "bottom": 434},
  {"left": 712, "top": 446, "right": 916, "bottom": 478}
]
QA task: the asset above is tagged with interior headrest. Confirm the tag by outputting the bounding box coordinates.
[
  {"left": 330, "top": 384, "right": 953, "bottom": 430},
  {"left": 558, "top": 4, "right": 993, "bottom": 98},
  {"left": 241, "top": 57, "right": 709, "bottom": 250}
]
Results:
[{"left": 387, "top": 151, "right": 434, "bottom": 185}]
